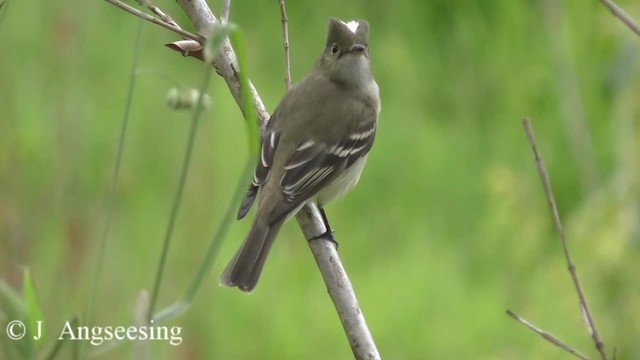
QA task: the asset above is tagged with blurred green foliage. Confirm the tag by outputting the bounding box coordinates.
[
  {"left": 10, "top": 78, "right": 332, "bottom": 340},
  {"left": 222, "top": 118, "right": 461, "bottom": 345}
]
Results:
[{"left": 1, "top": 0, "right": 639, "bottom": 359}]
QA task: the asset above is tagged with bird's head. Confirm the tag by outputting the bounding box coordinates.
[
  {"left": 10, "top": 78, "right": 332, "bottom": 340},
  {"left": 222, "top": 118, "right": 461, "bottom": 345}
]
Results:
[{"left": 318, "top": 18, "right": 372, "bottom": 87}]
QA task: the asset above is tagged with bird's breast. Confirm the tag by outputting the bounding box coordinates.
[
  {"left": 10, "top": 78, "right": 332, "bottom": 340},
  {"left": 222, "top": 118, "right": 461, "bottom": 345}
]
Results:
[{"left": 316, "top": 155, "right": 368, "bottom": 207}]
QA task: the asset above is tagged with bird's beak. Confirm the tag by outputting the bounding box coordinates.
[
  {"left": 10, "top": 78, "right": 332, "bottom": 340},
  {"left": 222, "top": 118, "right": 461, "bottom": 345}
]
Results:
[{"left": 349, "top": 44, "right": 366, "bottom": 55}]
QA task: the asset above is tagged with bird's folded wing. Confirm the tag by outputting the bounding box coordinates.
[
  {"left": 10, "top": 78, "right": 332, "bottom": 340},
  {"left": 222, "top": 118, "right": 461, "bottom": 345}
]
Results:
[
  {"left": 269, "top": 120, "right": 377, "bottom": 224},
  {"left": 237, "top": 129, "right": 280, "bottom": 220},
  {"left": 238, "top": 118, "right": 377, "bottom": 223}
]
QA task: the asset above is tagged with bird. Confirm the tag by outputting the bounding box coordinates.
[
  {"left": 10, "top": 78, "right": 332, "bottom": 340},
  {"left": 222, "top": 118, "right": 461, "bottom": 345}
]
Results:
[{"left": 221, "top": 17, "right": 380, "bottom": 292}]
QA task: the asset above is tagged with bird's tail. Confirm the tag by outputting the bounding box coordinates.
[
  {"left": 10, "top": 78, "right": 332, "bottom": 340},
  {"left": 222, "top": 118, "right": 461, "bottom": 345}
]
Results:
[{"left": 221, "top": 217, "right": 283, "bottom": 293}]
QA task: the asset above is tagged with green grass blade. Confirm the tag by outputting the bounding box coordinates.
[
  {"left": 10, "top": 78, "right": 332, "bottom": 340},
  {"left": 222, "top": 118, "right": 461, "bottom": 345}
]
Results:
[
  {"left": 152, "top": 158, "right": 252, "bottom": 322},
  {"left": 23, "top": 269, "right": 45, "bottom": 347},
  {"left": 147, "top": 50, "right": 216, "bottom": 322},
  {"left": 151, "top": 26, "right": 258, "bottom": 323}
]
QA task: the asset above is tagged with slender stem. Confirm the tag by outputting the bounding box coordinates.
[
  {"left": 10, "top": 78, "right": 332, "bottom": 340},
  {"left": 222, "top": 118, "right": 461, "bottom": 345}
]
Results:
[
  {"left": 506, "top": 310, "right": 590, "bottom": 360},
  {"left": 152, "top": 159, "right": 254, "bottom": 322},
  {"left": 134, "top": 0, "right": 180, "bottom": 28},
  {"left": 522, "top": 118, "right": 608, "bottom": 360},
  {"left": 147, "top": 61, "right": 213, "bottom": 321},
  {"left": 278, "top": 0, "right": 292, "bottom": 90},
  {"left": 85, "top": 17, "right": 142, "bottom": 332},
  {"left": 102, "top": 0, "right": 201, "bottom": 42},
  {"left": 599, "top": 0, "right": 640, "bottom": 37},
  {"left": 221, "top": 0, "right": 231, "bottom": 23},
  {"left": 297, "top": 204, "right": 381, "bottom": 360}
]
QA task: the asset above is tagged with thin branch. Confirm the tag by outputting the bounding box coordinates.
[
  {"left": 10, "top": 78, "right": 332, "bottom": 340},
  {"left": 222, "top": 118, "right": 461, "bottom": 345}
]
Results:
[
  {"left": 522, "top": 118, "right": 608, "bottom": 360},
  {"left": 600, "top": 0, "right": 640, "bottom": 37},
  {"left": 176, "top": 0, "right": 269, "bottom": 130},
  {"left": 297, "top": 204, "right": 381, "bottom": 360},
  {"left": 278, "top": 0, "right": 292, "bottom": 90},
  {"left": 506, "top": 310, "right": 590, "bottom": 360},
  {"left": 134, "top": 0, "right": 180, "bottom": 28},
  {"left": 221, "top": 0, "right": 231, "bottom": 24},
  {"left": 175, "top": 0, "right": 216, "bottom": 37},
  {"left": 102, "top": 0, "right": 201, "bottom": 42}
]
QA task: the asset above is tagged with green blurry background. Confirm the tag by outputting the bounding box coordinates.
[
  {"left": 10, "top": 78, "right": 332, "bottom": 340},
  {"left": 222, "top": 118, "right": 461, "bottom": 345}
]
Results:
[{"left": 1, "top": 0, "right": 639, "bottom": 358}]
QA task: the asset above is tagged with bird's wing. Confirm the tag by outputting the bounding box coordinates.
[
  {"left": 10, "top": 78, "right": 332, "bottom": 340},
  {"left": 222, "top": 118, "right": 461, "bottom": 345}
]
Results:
[
  {"left": 237, "top": 128, "right": 280, "bottom": 220},
  {"left": 267, "top": 119, "right": 377, "bottom": 224},
  {"left": 238, "top": 91, "right": 377, "bottom": 222}
]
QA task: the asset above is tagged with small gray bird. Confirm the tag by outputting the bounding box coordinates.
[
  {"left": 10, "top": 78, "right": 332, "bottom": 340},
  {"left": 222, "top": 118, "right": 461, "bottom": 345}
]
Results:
[{"left": 221, "top": 18, "right": 380, "bottom": 292}]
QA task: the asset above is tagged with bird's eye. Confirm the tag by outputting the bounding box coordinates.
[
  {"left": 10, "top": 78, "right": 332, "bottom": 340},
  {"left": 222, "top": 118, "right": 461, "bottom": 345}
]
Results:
[{"left": 330, "top": 44, "right": 339, "bottom": 54}]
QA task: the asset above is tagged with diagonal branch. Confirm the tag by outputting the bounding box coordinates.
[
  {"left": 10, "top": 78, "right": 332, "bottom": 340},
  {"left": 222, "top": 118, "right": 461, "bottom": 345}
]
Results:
[
  {"left": 221, "top": 0, "right": 231, "bottom": 24},
  {"left": 102, "top": 0, "right": 200, "bottom": 42},
  {"left": 177, "top": 1, "right": 269, "bottom": 130},
  {"left": 599, "top": 0, "right": 640, "bottom": 37},
  {"left": 507, "top": 310, "right": 590, "bottom": 360},
  {"left": 522, "top": 118, "right": 608, "bottom": 360},
  {"left": 134, "top": 0, "right": 180, "bottom": 28}
]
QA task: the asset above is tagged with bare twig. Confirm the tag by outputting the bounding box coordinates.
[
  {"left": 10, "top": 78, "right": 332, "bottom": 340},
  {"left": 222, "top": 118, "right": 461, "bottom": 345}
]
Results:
[
  {"left": 174, "top": 0, "right": 269, "bottom": 130},
  {"left": 102, "top": 0, "right": 201, "bottom": 42},
  {"left": 506, "top": 310, "right": 590, "bottom": 360},
  {"left": 522, "top": 118, "right": 608, "bottom": 360},
  {"left": 134, "top": 0, "right": 180, "bottom": 28},
  {"left": 297, "top": 204, "right": 381, "bottom": 360},
  {"left": 600, "top": 0, "right": 640, "bottom": 37},
  {"left": 278, "top": 0, "right": 292, "bottom": 90},
  {"left": 221, "top": 0, "right": 231, "bottom": 23},
  {"left": 175, "top": 0, "right": 216, "bottom": 37}
]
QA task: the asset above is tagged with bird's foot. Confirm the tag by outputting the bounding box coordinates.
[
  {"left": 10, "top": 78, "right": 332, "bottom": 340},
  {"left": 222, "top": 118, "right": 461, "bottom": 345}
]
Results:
[{"left": 309, "top": 229, "right": 338, "bottom": 249}]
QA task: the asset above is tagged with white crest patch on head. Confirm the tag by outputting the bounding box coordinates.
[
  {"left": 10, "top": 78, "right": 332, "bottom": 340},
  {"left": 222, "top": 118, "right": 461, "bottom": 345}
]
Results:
[{"left": 341, "top": 20, "right": 360, "bottom": 34}]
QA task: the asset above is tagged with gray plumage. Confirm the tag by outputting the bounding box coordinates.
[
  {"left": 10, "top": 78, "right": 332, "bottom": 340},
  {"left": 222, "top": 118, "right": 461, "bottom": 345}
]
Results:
[{"left": 221, "top": 18, "right": 381, "bottom": 292}]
